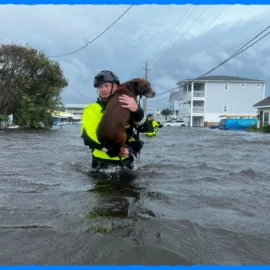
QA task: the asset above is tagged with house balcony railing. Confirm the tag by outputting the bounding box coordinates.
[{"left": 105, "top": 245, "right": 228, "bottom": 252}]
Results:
[
  {"left": 181, "top": 91, "right": 205, "bottom": 100},
  {"left": 193, "top": 91, "right": 205, "bottom": 97},
  {"left": 179, "top": 107, "right": 205, "bottom": 113},
  {"left": 193, "top": 107, "right": 204, "bottom": 113},
  {"left": 179, "top": 108, "right": 191, "bottom": 114}
]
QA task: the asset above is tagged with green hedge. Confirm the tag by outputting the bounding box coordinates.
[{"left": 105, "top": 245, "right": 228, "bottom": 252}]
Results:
[
  {"left": 261, "top": 125, "right": 270, "bottom": 133},
  {"left": 247, "top": 124, "right": 270, "bottom": 133},
  {"left": 0, "top": 114, "right": 8, "bottom": 121}
]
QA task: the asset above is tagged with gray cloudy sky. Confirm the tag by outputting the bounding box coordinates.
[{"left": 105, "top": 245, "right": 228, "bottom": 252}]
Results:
[{"left": 1, "top": 4, "right": 270, "bottom": 110}]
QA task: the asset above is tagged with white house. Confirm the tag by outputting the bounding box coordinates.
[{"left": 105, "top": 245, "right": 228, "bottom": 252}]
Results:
[
  {"left": 253, "top": 96, "right": 270, "bottom": 128},
  {"left": 169, "top": 91, "right": 180, "bottom": 119},
  {"left": 64, "top": 104, "right": 88, "bottom": 117},
  {"left": 177, "top": 75, "right": 266, "bottom": 127}
]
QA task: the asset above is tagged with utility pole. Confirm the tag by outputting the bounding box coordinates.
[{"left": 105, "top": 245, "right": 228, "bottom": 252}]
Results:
[{"left": 142, "top": 61, "right": 151, "bottom": 114}]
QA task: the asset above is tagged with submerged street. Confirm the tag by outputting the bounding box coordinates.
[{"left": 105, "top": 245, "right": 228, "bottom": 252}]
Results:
[{"left": 0, "top": 125, "right": 270, "bottom": 265}]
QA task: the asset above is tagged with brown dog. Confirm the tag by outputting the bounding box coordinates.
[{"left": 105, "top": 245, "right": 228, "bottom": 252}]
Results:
[{"left": 96, "top": 78, "right": 156, "bottom": 158}]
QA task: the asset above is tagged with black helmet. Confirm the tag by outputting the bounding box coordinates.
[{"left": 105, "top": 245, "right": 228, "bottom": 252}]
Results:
[
  {"left": 147, "top": 113, "right": 153, "bottom": 117},
  {"left": 93, "top": 70, "right": 120, "bottom": 88}
]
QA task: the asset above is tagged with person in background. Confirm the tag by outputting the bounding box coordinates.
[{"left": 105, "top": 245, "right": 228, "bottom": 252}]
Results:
[{"left": 144, "top": 113, "right": 160, "bottom": 137}]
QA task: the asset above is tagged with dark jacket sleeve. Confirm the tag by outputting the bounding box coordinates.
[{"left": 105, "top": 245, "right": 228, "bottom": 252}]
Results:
[{"left": 131, "top": 106, "right": 151, "bottom": 132}]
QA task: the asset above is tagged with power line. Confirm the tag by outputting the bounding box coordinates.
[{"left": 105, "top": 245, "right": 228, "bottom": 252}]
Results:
[
  {"left": 197, "top": 26, "right": 270, "bottom": 79},
  {"left": 148, "top": 96, "right": 171, "bottom": 102},
  {"left": 126, "top": 5, "right": 194, "bottom": 80},
  {"left": 146, "top": 5, "right": 193, "bottom": 64},
  {"left": 69, "top": 85, "right": 95, "bottom": 101},
  {"left": 142, "top": 61, "right": 151, "bottom": 113},
  {"left": 154, "top": 24, "right": 270, "bottom": 97},
  {"left": 148, "top": 5, "right": 198, "bottom": 66},
  {"left": 48, "top": 5, "right": 133, "bottom": 58},
  {"left": 148, "top": 5, "right": 227, "bottom": 103},
  {"left": 172, "top": 5, "right": 228, "bottom": 62},
  {"left": 150, "top": 5, "right": 210, "bottom": 69},
  {"left": 127, "top": 5, "right": 225, "bottom": 80}
]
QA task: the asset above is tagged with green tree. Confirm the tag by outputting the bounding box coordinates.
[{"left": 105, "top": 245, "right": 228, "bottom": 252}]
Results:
[
  {"left": 0, "top": 43, "right": 68, "bottom": 128},
  {"left": 160, "top": 108, "right": 172, "bottom": 120},
  {"left": 0, "top": 114, "right": 8, "bottom": 121}
]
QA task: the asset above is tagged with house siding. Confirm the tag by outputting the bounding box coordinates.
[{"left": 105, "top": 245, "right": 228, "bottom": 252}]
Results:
[{"left": 205, "top": 82, "right": 264, "bottom": 114}]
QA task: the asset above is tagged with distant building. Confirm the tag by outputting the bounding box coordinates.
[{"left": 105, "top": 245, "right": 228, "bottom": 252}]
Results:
[
  {"left": 253, "top": 96, "right": 270, "bottom": 128},
  {"left": 169, "top": 91, "right": 179, "bottom": 119},
  {"left": 64, "top": 104, "right": 88, "bottom": 117},
  {"left": 177, "top": 75, "right": 266, "bottom": 127}
]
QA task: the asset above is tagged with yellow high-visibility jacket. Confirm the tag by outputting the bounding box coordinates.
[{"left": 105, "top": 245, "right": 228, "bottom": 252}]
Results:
[
  {"left": 81, "top": 100, "right": 150, "bottom": 161},
  {"left": 145, "top": 120, "right": 159, "bottom": 136}
]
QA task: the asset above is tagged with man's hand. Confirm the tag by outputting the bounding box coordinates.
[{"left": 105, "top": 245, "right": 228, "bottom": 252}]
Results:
[
  {"left": 119, "top": 95, "right": 138, "bottom": 112},
  {"left": 103, "top": 147, "right": 129, "bottom": 157},
  {"left": 119, "top": 146, "right": 129, "bottom": 157}
]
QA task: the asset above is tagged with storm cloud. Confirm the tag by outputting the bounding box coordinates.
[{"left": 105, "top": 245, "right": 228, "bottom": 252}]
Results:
[{"left": 1, "top": 4, "right": 269, "bottom": 109}]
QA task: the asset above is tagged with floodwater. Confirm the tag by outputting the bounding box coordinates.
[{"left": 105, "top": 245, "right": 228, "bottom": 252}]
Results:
[{"left": 0, "top": 125, "right": 270, "bottom": 265}]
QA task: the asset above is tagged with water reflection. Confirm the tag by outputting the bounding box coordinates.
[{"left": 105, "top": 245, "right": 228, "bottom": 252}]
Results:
[{"left": 86, "top": 167, "right": 144, "bottom": 234}]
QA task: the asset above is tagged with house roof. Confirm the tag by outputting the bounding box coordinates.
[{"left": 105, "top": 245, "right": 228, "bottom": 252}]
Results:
[
  {"left": 177, "top": 75, "right": 266, "bottom": 85},
  {"left": 253, "top": 96, "right": 270, "bottom": 107}
]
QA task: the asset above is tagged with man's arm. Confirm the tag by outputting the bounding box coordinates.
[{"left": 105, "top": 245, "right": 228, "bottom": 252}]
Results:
[
  {"left": 118, "top": 94, "right": 151, "bottom": 132},
  {"left": 153, "top": 120, "right": 159, "bottom": 128},
  {"left": 131, "top": 106, "right": 151, "bottom": 132}
]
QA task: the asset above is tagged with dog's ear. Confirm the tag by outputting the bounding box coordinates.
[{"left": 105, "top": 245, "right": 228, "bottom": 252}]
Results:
[{"left": 129, "top": 79, "right": 139, "bottom": 93}]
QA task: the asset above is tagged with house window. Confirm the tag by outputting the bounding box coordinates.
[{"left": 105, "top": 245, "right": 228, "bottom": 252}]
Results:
[
  {"left": 223, "top": 105, "right": 228, "bottom": 113},
  {"left": 241, "top": 83, "right": 246, "bottom": 88},
  {"left": 264, "top": 112, "right": 269, "bottom": 126},
  {"left": 256, "top": 83, "right": 261, "bottom": 88},
  {"left": 224, "top": 83, "right": 228, "bottom": 91}
]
